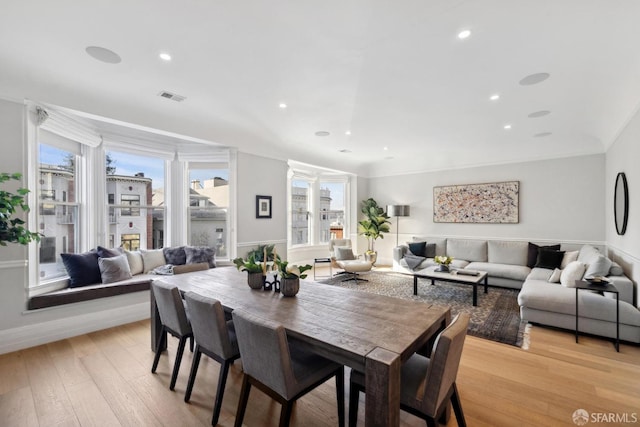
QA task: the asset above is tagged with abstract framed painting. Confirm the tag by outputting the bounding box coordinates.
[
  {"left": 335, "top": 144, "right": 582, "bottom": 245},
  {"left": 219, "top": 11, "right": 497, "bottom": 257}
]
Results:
[{"left": 433, "top": 181, "right": 519, "bottom": 223}]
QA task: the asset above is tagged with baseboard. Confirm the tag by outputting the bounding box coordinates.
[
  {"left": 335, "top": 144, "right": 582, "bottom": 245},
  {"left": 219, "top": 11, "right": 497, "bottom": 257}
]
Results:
[{"left": 0, "top": 302, "right": 150, "bottom": 355}]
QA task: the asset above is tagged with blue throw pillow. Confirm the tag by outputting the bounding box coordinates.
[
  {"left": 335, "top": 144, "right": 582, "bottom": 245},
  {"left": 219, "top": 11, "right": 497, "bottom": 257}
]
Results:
[
  {"left": 408, "top": 241, "right": 427, "bottom": 257},
  {"left": 61, "top": 251, "right": 102, "bottom": 288},
  {"left": 163, "top": 246, "right": 187, "bottom": 265},
  {"left": 184, "top": 246, "right": 216, "bottom": 268}
]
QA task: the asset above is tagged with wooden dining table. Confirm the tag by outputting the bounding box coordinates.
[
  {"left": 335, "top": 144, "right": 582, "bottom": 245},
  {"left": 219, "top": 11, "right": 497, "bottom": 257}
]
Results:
[{"left": 150, "top": 267, "right": 450, "bottom": 427}]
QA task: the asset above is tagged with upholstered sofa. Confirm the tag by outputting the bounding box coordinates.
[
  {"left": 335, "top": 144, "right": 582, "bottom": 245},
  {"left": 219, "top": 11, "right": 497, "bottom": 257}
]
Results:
[
  {"left": 393, "top": 237, "right": 640, "bottom": 343},
  {"left": 28, "top": 245, "right": 215, "bottom": 310}
]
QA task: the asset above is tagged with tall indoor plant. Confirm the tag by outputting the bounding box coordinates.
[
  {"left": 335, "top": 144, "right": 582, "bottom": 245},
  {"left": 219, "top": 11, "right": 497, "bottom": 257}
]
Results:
[
  {"left": 0, "top": 173, "right": 41, "bottom": 246},
  {"left": 357, "top": 198, "right": 390, "bottom": 264}
]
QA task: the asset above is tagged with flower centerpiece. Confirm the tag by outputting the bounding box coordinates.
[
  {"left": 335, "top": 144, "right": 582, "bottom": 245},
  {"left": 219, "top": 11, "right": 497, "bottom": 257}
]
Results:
[
  {"left": 233, "top": 254, "right": 265, "bottom": 289},
  {"left": 273, "top": 259, "right": 312, "bottom": 297},
  {"left": 434, "top": 255, "right": 453, "bottom": 272}
]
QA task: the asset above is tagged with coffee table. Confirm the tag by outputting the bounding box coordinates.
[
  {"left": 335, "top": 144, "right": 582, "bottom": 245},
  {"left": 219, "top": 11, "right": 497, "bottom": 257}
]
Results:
[{"left": 413, "top": 267, "right": 488, "bottom": 306}]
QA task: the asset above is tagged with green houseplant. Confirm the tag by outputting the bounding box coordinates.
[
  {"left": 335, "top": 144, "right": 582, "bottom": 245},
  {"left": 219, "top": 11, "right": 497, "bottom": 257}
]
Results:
[
  {"left": 233, "top": 254, "right": 266, "bottom": 289},
  {"left": 273, "top": 258, "right": 312, "bottom": 297},
  {"left": 0, "top": 173, "right": 41, "bottom": 246},
  {"left": 357, "top": 198, "right": 390, "bottom": 263}
]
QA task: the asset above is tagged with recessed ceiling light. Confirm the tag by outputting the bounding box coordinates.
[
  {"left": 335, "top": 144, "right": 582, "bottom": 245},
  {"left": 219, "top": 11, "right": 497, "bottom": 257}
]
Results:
[
  {"left": 503, "top": 124, "right": 512, "bottom": 130},
  {"left": 534, "top": 132, "right": 552, "bottom": 137},
  {"left": 345, "top": 130, "right": 351, "bottom": 136},
  {"left": 490, "top": 94, "right": 500, "bottom": 101},
  {"left": 383, "top": 147, "right": 388, "bottom": 151},
  {"left": 279, "top": 103, "right": 287, "bottom": 109},
  {"left": 159, "top": 52, "right": 172, "bottom": 61},
  {"left": 315, "top": 131, "right": 330, "bottom": 137},
  {"left": 519, "top": 73, "right": 550, "bottom": 86},
  {"left": 528, "top": 110, "right": 551, "bottom": 118},
  {"left": 457, "top": 30, "right": 471, "bottom": 39},
  {"left": 85, "top": 46, "right": 121, "bottom": 64}
]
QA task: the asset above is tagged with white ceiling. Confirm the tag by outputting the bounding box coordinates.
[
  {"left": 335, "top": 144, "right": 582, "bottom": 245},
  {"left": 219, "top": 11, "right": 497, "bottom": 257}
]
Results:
[{"left": 2, "top": 1, "right": 640, "bottom": 177}]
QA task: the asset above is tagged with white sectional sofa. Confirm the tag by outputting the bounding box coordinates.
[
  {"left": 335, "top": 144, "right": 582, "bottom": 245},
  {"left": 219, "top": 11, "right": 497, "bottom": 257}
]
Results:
[{"left": 393, "top": 237, "right": 640, "bottom": 343}]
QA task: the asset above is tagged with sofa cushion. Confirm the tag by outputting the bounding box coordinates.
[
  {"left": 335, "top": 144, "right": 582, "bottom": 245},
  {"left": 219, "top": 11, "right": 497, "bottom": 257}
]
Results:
[
  {"left": 527, "top": 267, "right": 554, "bottom": 281},
  {"left": 487, "top": 241, "right": 528, "bottom": 266},
  {"left": 124, "top": 249, "right": 144, "bottom": 275},
  {"left": 141, "top": 249, "right": 166, "bottom": 273},
  {"left": 407, "top": 241, "right": 427, "bottom": 257},
  {"left": 185, "top": 245, "right": 216, "bottom": 268},
  {"left": 334, "top": 246, "right": 355, "bottom": 260},
  {"left": 447, "top": 239, "right": 487, "bottom": 262},
  {"left": 466, "top": 262, "right": 530, "bottom": 281},
  {"left": 412, "top": 237, "right": 446, "bottom": 256},
  {"left": 560, "top": 251, "right": 579, "bottom": 269},
  {"left": 163, "top": 246, "right": 187, "bottom": 265},
  {"left": 577, "top": 244, "right": 601, "bottom": 264},
  {"left": 535, "top": 249, "right": 565, "bottom": 270},
  {"left": 548, "top": 268, "right": 562, "bottom": 283},
  {"left": 98, "top": 254, "right": 133, "bottom": 284},
  {"left": 527, "top": 243, "right": 561, "bottom": 268},
  {"left": 61, "top": 251, "right": 102, "bottom": 288},
  {"left": 560, "top": 261, "right": 586, "bottom": 287},
  {"left": 584, "top": 255, "right": 612, "bottom": 279}
]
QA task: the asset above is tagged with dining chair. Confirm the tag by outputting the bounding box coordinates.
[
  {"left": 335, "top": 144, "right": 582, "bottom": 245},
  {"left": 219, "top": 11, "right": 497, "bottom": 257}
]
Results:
[
  {"left": 151, "top": 280, "right": 193, "bottom": 391},
  {"left": 183, "top": 292, "right": 240, "bottom": 426},
  {"left": 349, "top": 313, "right": 470, "bottom": 427},
  {"left": 232, "top": 309, "right": 345, "bottom": 427}
]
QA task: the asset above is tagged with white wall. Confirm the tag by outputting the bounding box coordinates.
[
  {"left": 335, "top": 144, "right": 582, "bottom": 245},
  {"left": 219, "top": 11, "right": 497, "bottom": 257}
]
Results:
[
  {"left": 235, "top": 152, "right": 288, "bottom": 258},
  {"left": 367, "top": 154, "right": 606, "bottom": 265},
  {"left": 606, "top": 107, "right": 640, "bottom": 292}
]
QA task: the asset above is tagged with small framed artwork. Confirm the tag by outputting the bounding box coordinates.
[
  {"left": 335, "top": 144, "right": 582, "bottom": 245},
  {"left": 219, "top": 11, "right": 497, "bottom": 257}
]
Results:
[{"left": 256, "top": 195, "right": 272, "bottom": 219}]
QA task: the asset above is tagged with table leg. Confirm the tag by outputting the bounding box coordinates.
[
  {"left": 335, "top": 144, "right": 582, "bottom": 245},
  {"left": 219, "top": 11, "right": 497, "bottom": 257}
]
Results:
[
  {"left": 413, "top": 276, "right": 418, "bottom": 296},
  {"left": 575, "top": 288, "right": 579, "bottom": 343},
  {"left": 472, "top": 283, "right": 477, "bottom": 306},
  {"left": 484, "top": 276, "right": 488, "bottom": 293},
  {"left": 365, "top": 348, "right": 401, "bottom": 427}
]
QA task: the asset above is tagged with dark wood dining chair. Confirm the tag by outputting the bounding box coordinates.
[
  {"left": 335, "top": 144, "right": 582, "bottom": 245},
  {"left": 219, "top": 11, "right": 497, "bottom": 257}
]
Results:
[
  {"left": 232, "top": 309, "right": 345, "bottom": 427},
  {"left": 349, "top": 313, "right": 470, "bottom": 427},
  {"left": 151, "top": 280, "right": 193, "bottom": 391},
  {"left": 183, "top": 292, "right": 240, "bottom": 426}
]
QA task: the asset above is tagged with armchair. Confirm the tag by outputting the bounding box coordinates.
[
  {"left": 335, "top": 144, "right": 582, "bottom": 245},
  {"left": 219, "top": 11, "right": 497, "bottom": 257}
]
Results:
[{"left": 328, "top": 239, "right": 373, "bottom": 283}]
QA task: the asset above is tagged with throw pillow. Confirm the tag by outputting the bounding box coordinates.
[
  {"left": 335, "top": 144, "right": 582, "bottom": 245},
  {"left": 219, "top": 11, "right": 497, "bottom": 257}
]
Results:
[
  {"left": 184, "top": 246, "right": 216, "bottom": 268},
  {"left": 140, "top": 249, "right": 167, "bottom": 273},
  {"left": 163, "top": 246, "right": 187, "bottom": 265},
  {"left": 560, "top": 261, "right": 586, "bottom": 287},
  {"left": 334, "top": 246, "right": 356, "bottom": 260},
  {"left": 534, "top": 249, "right": 565, "bottom": 270},
  {"left": 609, "top": 261, "right": 624, "bottom": 276},
  {"left": 548, "top": 268, "right": 562, "bottom": 283},
  {"left": 98, "top": 254, "right": 133, "bottom": 284},
  {"left": 424, "top": 243, "right": 436, "bottom": 258},
  {"left": 61, "top": 251, "right": 102, "bottom": 288},
  {"left": 560, "top": 250, "right": 579, "bottom": 269},
  {"left": 407, "top": 241, "right": 427, "bottom": 257},
  {"left": 124, "top": 249, "right": 144, "bottom": 275},
  {"left": 527, "top": 242, "right": 561, "bottom": 268},
  {"left": 96, "top": 246, "right": 122, "bottom": 258},
  {"left": 584, "top": 255, "right": 612, "bottom": 279}
]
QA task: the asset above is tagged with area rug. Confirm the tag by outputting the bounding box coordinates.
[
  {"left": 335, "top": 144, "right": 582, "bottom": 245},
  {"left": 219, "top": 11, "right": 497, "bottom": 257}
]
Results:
[{"left": 320, "top": 271, "right": 527, "bottom": 347}]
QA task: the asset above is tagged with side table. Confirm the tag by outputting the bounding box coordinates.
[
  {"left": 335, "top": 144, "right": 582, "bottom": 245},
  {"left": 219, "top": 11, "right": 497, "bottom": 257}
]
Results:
[
  {"left": 313, "top": 257, "right": 332, "bottom": 280},
  {"left": 574, "top": 280, "right": 619, "bottom": 352}
]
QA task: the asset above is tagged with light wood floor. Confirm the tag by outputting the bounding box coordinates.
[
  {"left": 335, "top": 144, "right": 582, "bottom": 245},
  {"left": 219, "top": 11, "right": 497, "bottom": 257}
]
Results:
[{"left": 0, "top": 319, "right": 638, "bottom": 427}]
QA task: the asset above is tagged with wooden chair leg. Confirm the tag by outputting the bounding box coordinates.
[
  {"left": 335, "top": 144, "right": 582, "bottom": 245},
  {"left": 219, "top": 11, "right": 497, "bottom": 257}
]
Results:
[
  {"left": 170, "top": 335, "right": 188, "bottom": 390},
  {"left": 184, "top": 345, "right": 202, "bottom": 402},
  {"left": 151, "top": 326, "right": 166, "bottom": 373},
  {"left": 212, "top": 359, "right": 231, "bottom": 426},
  {"left": 279, "top": 400, "right": 294, "bottom": 427},
  {"left": 234, "top": 375, "right": 251, "bottom": 427},
  {"left": 348, "top": 382, "right": 360, "bottom": 427},
  {"left": 336, "top": 368, "right": 345, "bottom": 427},
  {"left": 451, "top": 383, "right": 466, "bottom": 427}
]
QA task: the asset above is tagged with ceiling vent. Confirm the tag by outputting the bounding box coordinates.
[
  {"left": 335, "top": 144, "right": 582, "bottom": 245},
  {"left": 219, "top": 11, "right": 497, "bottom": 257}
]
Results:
[{"left": 158, "top": 91, "right": 186, "bottom": 102}]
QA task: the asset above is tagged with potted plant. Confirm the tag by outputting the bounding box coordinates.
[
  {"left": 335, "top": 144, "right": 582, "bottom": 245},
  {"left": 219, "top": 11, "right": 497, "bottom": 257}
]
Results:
[
  {"left": 357, "top": 198, "right": 390, "bottom": 264},
  {"left": 233, "top": 254, "right": 266, "bottom": 289},
  {"left": 273, "top": 258, "right": 312, "bottom": 297},
  {"left": 1, "top": 172, "right": 41, "bottom": 246},
  {"left": 434, "top": 255, "right": 453, "bottom": 272}
]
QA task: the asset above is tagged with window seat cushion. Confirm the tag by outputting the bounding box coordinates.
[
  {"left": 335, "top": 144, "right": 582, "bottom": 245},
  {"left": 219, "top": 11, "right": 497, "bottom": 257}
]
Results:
[{"left": 28, "top": 274, "right": 157, "bottom": 310}]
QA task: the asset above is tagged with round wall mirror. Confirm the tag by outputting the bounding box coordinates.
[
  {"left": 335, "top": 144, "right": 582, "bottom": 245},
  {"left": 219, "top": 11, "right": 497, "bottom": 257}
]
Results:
[{"left": 614, "top": 172, "right": 629, "bottom": 235}]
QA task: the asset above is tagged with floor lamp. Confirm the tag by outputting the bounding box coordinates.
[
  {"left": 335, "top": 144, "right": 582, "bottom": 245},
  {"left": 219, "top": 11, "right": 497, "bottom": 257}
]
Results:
[{"left": 387, "top": 205, "right": 410, "bottom": 246}]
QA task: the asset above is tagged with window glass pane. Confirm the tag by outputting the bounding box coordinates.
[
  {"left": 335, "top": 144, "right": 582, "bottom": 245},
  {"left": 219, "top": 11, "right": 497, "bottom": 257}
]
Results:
[
  {"left": 319, "top": 181, "right": 345, "bottom": 243},
  {"left": 38, "top": 143, "right": 78, "bottom": 281},
  {"left": 291, "top": 179, "right": 311, "bottom": 245},
  {"left": 188, "top": 165, "right": 229, "bottom": 257},
  {"left": 106, "top": 150, "right": 164, "bottom": 249}
]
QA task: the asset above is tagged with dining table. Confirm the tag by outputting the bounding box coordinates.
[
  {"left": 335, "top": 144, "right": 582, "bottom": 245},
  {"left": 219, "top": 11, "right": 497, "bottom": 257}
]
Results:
[{"left": 150, "top": 267, "right": 450, "bottom": 427}]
